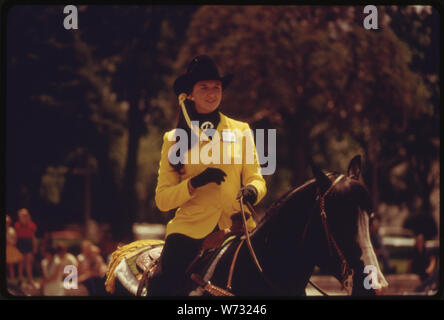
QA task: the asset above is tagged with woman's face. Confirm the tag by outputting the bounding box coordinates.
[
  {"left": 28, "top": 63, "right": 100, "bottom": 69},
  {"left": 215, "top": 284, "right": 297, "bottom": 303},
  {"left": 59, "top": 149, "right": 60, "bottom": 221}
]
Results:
[
  {"left": 18, "top": 210, "right": 30, "bottom": 224},
  {"left": 44, "top": 251, "right": 53, "bottom": 260},
  {"left": 188, "top": 80, "right": 222, "bottom": 114},
  {"left": 81, "top": 241, "right": 92, "bottom": 255}
]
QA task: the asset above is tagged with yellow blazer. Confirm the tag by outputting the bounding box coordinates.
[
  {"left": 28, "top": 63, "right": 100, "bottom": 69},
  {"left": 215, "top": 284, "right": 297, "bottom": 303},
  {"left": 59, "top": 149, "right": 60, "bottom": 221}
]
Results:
[{"left": 155, "top": 112, "right": 267, "bottom": 239}]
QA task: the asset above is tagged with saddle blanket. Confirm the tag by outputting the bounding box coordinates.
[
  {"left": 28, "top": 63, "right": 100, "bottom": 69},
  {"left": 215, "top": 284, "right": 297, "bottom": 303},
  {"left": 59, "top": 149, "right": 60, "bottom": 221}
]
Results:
[{"left": 105, "top": 237, "right": 239, "bottom": 296}]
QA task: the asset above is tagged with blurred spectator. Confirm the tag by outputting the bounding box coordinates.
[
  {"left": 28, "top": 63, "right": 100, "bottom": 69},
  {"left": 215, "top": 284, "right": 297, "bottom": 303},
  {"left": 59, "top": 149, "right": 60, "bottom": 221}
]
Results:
[
  {"left": 56, "top": 243, "right": 78, "bottom": 270},
  {"left": 41, "top": 245, "right": 64, "bottom": 296},
  {"left": 14, "top": 208, "right": 38, "bottom": 287},
  {"left": 39, "top": 232, "right": 53, "bottom": 258},
  {"left": 77, "top": 240, "right": 107, "bottom": 295},
  {"left": 6, "top": 215, "right": 23, "bottom": 281},
  {"left": 414, "top": 255, "right": 439, "bottom": 293},
  {"left": 404, "top": 213, "right": 438, "bottom": 242},
  {"left": 99, "top": 230, "right": 118, "bottom": 264},
  {"left": 370, "top": 215, "right": 396, "bottom": 274},
  {"left": 408, "top": 233, "right": 436, "bottom": 282}
]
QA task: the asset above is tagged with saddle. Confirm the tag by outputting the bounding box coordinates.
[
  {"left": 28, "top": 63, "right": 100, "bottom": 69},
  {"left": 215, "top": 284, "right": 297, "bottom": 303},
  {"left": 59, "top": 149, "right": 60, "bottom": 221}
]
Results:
[
  {"left": 105, "top": 239, "right": 164, "bottom": 295},
  {"left": 135, "top": 220, "right": 245, "bottom": 296},
  {"left": 105, "top": 210, "right": 254, "bottom": 296},
  {"left": 135, "top": 246, "right": 162, "bottom": 296},
  {"left": 136, "top": 246, "right": 163, "bottom": 273}
]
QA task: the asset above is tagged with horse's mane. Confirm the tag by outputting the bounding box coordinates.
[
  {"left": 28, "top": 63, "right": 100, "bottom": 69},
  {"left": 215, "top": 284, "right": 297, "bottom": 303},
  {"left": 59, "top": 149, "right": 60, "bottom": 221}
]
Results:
[
  {"left": 266, "top": 173, "right": 340, "bottom": 215},
  {"left": 266, "top": 178, "right": 316, "bottom": 214},
  {"left": 252, "top": 176, "right": 325, "bottom": 235},
  {"left": 251, "top": 172, "right": 372, "bottom": 236}
]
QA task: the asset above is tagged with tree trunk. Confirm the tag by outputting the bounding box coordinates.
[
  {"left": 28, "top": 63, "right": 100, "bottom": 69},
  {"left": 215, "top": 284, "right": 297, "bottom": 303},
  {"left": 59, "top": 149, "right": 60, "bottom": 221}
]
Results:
[
  {"left": 94, "top": 136, "right": 122, "bottom": 240},
  {"left": 119, "top": 95, "right": 145, "bottom": 241}
]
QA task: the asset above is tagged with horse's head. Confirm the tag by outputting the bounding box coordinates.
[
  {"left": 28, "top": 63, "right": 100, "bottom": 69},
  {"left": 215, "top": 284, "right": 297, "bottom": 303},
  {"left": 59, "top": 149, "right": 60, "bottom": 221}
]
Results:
[{"left": 311, "top": 155, "right": 388, "bottom": 296}]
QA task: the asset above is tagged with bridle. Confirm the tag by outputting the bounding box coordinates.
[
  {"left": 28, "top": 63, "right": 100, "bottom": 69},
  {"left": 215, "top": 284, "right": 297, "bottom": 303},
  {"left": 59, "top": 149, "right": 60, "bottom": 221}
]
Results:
[
  {"left": 247, "top": 173, "right": 354, "bottom": 295},
  {"left": 315, "top": 174, "right": 354, "bottom": 295},
  {"left": 236, "top": 173, "right": 354, "bottom": 295}
]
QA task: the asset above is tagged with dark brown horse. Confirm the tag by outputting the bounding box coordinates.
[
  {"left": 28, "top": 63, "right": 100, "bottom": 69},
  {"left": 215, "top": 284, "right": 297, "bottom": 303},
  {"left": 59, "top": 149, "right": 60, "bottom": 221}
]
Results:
[{"left": 110, "top": 155, "right": 388, "bottom": 296}]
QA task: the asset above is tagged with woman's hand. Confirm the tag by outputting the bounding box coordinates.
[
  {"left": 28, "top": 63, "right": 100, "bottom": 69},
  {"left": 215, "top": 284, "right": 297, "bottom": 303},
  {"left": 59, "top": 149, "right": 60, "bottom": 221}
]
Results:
[
  {"left": 190, "top": 167, "right": 227, "bottom": 189},
  {"left": 236, "top": 185, "right": 258, "bottom": 205}
]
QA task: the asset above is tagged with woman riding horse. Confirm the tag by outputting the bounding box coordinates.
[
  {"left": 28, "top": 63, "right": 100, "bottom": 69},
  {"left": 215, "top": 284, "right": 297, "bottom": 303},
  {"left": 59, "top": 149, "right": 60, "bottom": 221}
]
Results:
[
  {"left": 107, "top": 155, "right": 388, "bottom": 296},
  {"left": 147, "top": 55, "right": 267, "bottom": 296}
]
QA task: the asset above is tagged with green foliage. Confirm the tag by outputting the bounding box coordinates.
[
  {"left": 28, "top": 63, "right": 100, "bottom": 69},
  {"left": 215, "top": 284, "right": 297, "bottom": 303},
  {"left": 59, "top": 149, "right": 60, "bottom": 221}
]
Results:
[
  {"left": 6, "top": 6, "right": 197, "bottom": 234},
  {"left": 135, "top": 125, "right": 163, "bottom": 222}
]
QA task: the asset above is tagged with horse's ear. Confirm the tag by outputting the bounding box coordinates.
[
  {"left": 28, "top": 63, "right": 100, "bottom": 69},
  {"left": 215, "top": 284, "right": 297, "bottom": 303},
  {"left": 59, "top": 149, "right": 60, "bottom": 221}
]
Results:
[
  {"left": 311, "top": 163, "right": 332, "bottom": 193},
  {"left": 347, "top": 155, "right": 361, "bottom": 180}
]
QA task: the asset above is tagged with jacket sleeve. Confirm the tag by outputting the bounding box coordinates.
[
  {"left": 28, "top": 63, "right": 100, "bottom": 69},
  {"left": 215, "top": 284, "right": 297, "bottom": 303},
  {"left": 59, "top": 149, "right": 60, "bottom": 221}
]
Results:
[
  {"left": 241, "top": 124, "right": 267, "bottom": 206},
  {"left": 155, "top": 131, "right": 196, "bottom": 212}
]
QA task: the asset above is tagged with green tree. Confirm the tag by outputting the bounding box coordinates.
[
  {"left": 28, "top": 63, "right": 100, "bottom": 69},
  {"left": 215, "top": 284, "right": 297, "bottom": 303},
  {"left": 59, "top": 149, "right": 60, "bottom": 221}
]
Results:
[
  {"left": 6, "top": 5, "right": 197, "bottom": 239},
  {"left": 383, "top": 6, "right": 439, "bottom": 236}
]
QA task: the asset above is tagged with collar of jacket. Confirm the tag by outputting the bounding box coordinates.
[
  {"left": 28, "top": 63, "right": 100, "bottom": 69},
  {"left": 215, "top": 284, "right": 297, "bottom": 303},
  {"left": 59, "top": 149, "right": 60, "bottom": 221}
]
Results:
[
  {"left": 179, "top": 93, "right": 230, "bottom": 142},
  {"left": 208, "top": 112, "right": 231, "bottom": 142}
]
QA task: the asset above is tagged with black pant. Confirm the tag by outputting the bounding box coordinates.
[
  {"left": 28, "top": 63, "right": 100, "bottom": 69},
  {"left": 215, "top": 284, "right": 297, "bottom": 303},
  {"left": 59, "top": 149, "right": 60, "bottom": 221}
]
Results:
[
  {"left": 148, "top": 233, "right": 204, "bottom": 296},
  {"left": 84, "top": 276, "right": 107, "bottom": 296}
]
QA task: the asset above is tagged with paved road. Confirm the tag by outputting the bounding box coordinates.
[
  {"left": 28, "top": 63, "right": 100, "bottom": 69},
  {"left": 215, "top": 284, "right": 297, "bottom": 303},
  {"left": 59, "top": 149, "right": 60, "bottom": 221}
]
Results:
[
  {"left": 8, "top": 274, "right": 434, "bottom": 297},
  {"left": 306, "top": 274, "right": 431, "bottom": 296}
]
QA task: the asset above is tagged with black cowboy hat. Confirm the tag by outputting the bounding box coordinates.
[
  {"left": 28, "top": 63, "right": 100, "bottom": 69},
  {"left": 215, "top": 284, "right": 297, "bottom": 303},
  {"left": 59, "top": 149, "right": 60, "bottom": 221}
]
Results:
[{"left": 173, "top": 55, "right": 234, "bottom": 96}]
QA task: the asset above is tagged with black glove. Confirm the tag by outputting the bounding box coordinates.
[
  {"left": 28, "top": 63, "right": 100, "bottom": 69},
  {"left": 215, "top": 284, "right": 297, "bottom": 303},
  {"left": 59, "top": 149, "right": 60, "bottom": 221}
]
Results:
[
  {"left": 236, "top": 185, "right": 258, "bottom": 205},
  {"left": 190, "top": 167, "right": 227, "bottom": 189}
]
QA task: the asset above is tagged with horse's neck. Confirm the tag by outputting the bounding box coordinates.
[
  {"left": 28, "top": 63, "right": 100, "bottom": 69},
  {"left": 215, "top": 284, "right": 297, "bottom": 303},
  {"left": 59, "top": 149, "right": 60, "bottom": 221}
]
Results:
[
  {"left": 244, "top": 185, "right": 318, "bottom": 294},
  {"left": 252, "top": 183, "right": 317, "bottom": 250}
]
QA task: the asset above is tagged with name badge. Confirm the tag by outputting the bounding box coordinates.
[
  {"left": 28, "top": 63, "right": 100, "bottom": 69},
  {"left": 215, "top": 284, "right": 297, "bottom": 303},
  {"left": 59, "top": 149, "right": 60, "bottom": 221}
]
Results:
[{"left": 222, "top": 130, "right": 236, "bottom": 142}]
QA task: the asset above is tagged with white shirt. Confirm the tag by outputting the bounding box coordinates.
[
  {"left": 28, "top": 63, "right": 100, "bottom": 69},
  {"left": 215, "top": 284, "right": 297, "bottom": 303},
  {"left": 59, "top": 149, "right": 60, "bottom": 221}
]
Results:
[{"left": 41, "top": 256, "right": 64, "bottom": 296}]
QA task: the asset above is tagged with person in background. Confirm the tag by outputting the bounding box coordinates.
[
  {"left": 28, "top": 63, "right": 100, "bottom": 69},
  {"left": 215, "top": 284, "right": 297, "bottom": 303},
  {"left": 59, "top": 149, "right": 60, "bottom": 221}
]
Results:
[
  {"left": 14, "top": 208, "right": 38, "bottom": 287},
  {"left": 414, "top": 252, "right": 439, "bottom": 293},
  {"left": 39, "top": 232, "right": 53, "bottom": 258},
  {"left": 41, "top": 245, "right": 64, "bottom": 296},
  {"left": 56, "top": 243, "right": 78, "bottom": 271},
  {"left": 77, "top": 240, "right": 107, "bottom": 295},
  {"left": 408, "top": 233, "right": 436, "bottom": 282},
  {"left": 6, "top": 215, "right": 23, "bottom": 281},
  {"left": 98, "top": 230, "right": 118, "bottom": 264}
]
